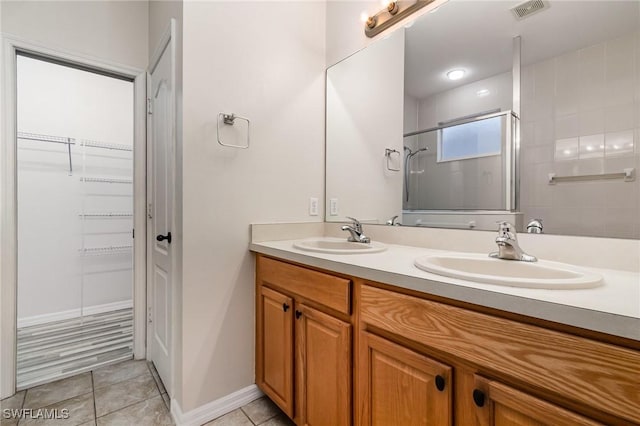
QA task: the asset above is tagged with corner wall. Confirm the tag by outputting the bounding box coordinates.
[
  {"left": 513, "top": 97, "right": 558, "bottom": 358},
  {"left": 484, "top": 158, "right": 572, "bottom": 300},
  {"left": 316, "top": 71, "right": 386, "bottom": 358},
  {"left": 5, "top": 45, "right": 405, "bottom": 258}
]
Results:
[{"left": 180, "top": 1, "right": 326, "bottom": 412}]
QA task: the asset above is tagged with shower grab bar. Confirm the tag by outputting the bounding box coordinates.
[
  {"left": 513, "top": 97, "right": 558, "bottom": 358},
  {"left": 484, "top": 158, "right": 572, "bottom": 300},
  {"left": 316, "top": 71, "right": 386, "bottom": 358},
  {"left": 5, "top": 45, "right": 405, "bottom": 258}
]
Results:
[
  {"left": 415, "top": 220, "right": 477, "bottom": 229},
  {"left": 217, "top": 113, "right": 250, "bottom": 149},
  {"left": 385, "top": 148, "right": 401, "bottom": 171},
  {"left": 548, "top": 168, "right": 635, "bottom": 184}
]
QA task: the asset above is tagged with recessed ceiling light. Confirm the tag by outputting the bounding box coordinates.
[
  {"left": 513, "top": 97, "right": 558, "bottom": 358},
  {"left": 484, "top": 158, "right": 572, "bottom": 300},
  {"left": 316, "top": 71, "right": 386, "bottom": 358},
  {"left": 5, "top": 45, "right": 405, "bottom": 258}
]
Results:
[
  {"left": 613, "top": 145, "right": 620, "bottom": 150},
  {"left": 476, "top": 89, "right": 490, "bottom": 97},
  {"left": 563, "top": 149, "right": 571, "bottom": 155},
  {"left": 586, "top": 146, "right": 593, "bottom": 151},
  {"left": 447, "top": 69, "right": 465, "bottom": 81}
]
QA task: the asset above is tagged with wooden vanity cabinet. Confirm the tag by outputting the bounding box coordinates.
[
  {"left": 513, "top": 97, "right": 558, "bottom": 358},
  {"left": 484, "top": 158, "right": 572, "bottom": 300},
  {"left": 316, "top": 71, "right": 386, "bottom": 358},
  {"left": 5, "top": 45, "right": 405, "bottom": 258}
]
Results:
[
  {"left": 256, "top": 255, "right": 353, "bottom": 426},
  {"left": 471, "top": 376, "right": 604, "bottom": 426},
  {"left": 358, "top": 331, "right": 452, "bottom": 426},
  {"left": 255, "top": 254, "right": 640, "bottom": 426},
  {"left": 358, "top": 283, "right": 640, "bottom": 426}
]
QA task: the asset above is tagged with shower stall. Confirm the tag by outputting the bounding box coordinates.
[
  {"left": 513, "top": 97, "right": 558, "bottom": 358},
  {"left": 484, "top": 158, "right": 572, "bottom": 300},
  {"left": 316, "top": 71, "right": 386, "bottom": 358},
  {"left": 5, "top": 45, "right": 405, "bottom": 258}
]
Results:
[{"left": 15, "top": 54, "right": 135, "bottom": 388}]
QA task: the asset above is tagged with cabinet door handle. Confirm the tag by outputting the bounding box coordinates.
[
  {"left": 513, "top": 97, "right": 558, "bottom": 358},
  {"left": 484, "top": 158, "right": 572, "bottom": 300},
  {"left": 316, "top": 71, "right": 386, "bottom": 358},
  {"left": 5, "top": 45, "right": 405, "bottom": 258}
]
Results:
[
  {"left": 282, "top": 303, "right": 290, "bottom": 312},
  {"left": 435, "top": 375, "right": 445, "bottom": 391},
  {"left": 295, "top": 310, "right": 302, "bottom": 319},
  {"left": 473, "top": 389, "right": 486, "bottom": 407}
]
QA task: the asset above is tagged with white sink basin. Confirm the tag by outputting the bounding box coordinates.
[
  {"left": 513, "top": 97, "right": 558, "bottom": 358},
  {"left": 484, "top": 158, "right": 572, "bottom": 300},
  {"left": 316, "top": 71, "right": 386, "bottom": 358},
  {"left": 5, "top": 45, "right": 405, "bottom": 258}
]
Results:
[
  {"left": 414, "top": 253, "right": 603, "bottom": 289},
  {"left": 293, "top": 238, "right": 387, "bottom": 254}
]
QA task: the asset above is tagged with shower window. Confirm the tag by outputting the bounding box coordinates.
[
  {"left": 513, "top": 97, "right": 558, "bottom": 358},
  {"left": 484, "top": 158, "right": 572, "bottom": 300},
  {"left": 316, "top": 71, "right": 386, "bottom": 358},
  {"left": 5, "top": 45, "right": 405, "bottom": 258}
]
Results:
[{"left": 437, "top": 115, "right": 502, "bottom": 162}]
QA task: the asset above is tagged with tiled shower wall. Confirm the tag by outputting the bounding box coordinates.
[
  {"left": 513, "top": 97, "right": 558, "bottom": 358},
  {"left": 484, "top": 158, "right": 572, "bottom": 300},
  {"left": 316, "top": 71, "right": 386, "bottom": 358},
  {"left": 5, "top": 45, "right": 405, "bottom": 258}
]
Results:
[{"left": 520, "top": 31, "right": 640, "bottom": 238}]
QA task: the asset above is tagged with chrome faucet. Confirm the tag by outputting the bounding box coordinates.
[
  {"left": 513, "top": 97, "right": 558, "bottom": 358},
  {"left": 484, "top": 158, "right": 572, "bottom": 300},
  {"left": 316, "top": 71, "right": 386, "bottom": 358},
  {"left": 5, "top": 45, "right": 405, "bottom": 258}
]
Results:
[
  {"left": 341, "top": 217, "right": 371, "bottom": 243},
  {"left": 526, "top": 218, "right": 543, "bottom": 234},
  {"left": 489, "top": 221, "right": 537, "bottom": 262},
  {"left": 386, "top": 215, "right": 401, "bottom": 226}
]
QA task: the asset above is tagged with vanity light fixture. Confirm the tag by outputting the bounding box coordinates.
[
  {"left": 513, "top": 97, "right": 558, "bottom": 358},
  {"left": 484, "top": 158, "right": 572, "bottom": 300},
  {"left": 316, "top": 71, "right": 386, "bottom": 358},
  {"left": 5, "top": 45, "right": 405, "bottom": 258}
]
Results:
[
  {"left": 364, "top": 0, "right": 436, "bottom": 38},
  {"left": 447, "top": 69, "right": 466, "bottom": 81}
]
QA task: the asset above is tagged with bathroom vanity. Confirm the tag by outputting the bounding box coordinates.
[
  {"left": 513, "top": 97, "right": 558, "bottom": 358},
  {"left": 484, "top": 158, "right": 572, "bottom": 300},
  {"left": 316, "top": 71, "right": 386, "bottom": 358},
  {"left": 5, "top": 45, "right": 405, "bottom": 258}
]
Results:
[{"left": 251, "top": 230, "right": 640, "bottom": 426}]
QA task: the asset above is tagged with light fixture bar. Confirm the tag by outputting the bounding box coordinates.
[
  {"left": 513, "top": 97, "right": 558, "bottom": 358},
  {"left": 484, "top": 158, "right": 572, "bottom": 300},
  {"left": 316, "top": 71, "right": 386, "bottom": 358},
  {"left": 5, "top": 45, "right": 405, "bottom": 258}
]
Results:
[{"left": 365, "top": 0, "right": 435, "bottom": 38}]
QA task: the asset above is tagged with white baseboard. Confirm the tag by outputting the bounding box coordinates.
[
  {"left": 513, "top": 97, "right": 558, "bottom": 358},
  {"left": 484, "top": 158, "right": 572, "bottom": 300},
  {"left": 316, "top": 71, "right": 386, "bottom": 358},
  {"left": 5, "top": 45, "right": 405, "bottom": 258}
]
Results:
[
  {"left": 17, "top": 300, "right": 133, "bottom": 328},
  {"left": 171, "top": 384, "right": 264, "bottom": 426}
]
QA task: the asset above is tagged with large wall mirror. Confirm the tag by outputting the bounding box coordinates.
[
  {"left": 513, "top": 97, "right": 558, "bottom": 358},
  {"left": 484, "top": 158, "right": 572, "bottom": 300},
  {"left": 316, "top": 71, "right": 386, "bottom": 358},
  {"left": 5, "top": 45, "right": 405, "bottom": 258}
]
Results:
[{"left": 326, "top": 0, "right": 640, "bottom": 239}]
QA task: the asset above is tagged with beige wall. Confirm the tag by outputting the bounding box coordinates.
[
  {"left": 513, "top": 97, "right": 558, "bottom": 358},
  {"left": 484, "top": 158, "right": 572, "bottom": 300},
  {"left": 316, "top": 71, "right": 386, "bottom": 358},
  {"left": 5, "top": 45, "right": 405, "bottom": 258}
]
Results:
[
  {"left": 180, "top": 0, "right": 326, "bottom": 411},
  {"left": 1, "top": 1, "right": 148, "bottom": 69}
]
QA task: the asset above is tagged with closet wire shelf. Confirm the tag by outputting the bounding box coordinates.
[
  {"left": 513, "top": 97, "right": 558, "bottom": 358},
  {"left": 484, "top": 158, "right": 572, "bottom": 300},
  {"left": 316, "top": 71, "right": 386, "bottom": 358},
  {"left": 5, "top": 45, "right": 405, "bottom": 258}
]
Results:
[
  {"left": 78, "top": 212, "right": 133, "bottom": 218},
  {"left": 79, "top": 177, "right": 133, "bottom": 184},
  {"left": 17, "top": 131, "right": 133, "bottom": 175},
  {"left": 79, "top": 245, "right": 133, "bottom": 256}
]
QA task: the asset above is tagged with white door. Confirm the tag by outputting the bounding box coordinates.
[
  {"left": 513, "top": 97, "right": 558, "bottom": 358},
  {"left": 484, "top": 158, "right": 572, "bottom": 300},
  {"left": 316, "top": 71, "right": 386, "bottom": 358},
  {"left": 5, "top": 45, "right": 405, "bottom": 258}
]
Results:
[{"left": 147, "top": 23, "right": 175, "bottom": 395}]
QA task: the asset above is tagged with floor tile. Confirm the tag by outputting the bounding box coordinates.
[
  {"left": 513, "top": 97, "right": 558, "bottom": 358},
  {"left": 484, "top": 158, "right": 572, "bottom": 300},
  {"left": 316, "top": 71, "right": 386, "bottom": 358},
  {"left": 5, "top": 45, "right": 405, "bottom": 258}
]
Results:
[
  {"left": 1, "top": 390, "right": 25, "bottom": 426},
  {"left": 94, "top": 373, "right": 159, "bottom": 417},
  {"left": 203, "top": 409, "right": 252, "bottom": 426},
  {"left": 92, "top": 360, "right": 150, "bottom": 389},
  {"left": 241, "top": 397, "right": 280, "bottom": 425},
  {"left": 19, "top": 392, "right": 94, "bottom": 426},
  {"left": 23, "top": 373, "right": 92, "bottom": 409},
  {"left": 96, "top": 396, "right": 172, "bottom": 426},
  {"left": 258, "top": 414, "right": 296, "bottom": 426}
]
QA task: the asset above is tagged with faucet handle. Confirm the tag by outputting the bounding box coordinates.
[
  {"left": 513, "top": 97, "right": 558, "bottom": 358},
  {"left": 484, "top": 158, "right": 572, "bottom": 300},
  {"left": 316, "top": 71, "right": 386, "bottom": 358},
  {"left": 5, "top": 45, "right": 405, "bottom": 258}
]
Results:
[
  {"left": 496, "top": 221, "right": 516, "bottom": 238},
  {"left": 345, "top": 216, "right": 362, "bottom": 231}
]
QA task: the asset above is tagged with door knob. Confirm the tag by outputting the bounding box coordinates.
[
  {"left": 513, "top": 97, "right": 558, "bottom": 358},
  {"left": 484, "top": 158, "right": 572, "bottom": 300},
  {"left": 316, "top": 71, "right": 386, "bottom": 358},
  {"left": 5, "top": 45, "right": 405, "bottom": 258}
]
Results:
[{"left": 156, "top": 232, "right": 172, "bottom": 244}]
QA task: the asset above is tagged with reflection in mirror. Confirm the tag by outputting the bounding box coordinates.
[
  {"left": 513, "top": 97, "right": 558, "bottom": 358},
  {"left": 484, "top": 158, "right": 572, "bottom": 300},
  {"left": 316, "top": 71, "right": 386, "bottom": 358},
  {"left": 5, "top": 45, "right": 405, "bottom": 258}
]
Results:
[
  {"left": 325, "top": 0, "right": 639, "bottom": 238},
  {"left": 325, "top": 30, "right": 405, "bottom": 223},
  {"left": 517, "top": 1, "right": 639, "bottom": 238},
  {"left": 403, "top": 0, "right": 522, "bottom": 230}
]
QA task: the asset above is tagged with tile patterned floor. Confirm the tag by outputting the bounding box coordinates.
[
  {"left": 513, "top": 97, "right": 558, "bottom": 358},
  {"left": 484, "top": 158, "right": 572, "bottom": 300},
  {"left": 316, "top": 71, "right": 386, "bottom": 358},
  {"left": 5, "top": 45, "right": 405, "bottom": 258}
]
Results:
[
  {"left": 1, "top": 360, "right": 292, "bottom": 426},
  {"left": 1, "top": 360, "right": 170, "bottom": 426}
]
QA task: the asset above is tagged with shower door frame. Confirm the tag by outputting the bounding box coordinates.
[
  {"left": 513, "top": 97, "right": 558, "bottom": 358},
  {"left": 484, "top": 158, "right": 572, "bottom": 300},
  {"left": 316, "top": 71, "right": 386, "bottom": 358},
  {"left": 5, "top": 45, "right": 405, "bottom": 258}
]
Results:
[{"left": 0, "top": 36, "right": 148, "bottom": 398}]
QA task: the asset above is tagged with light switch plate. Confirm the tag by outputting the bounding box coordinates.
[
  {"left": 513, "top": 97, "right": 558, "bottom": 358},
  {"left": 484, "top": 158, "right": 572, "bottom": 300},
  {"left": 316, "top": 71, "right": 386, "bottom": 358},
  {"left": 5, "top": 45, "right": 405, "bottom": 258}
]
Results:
[
  {"left": 309, "top": 197, "right": 319, "bottom": 216},
  {"left": 329, "top": 198, "right": 339, "bottom": 216}
]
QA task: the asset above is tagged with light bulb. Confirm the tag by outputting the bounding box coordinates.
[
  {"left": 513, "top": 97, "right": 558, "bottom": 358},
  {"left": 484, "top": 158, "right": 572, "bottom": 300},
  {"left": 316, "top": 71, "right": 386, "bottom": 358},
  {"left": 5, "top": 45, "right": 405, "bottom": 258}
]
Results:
[
  {"left": 360, "top": 12, "right": 369, "bottom": 22},
  {"left": 447, "top": 69, "right": 466, "bottom": 81}
]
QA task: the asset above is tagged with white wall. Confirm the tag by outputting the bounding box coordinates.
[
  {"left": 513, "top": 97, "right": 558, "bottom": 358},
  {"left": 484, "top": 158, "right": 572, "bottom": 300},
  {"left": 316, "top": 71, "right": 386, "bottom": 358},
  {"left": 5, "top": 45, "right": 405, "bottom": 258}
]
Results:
[
  {"left": 326, "top": 30, "right": 405, "bottom": 223},
  {"left": 1, "top": 1, "right": 149, "bottom": 70},
  {"left": 520, "top": 31, "right": 640, "bottom": 238},
  {"left": 180, "top": 1, "right": 326, "bottom": 412},
  {"left": 16, "top": 56, "right": 134, "bottom": 323}
]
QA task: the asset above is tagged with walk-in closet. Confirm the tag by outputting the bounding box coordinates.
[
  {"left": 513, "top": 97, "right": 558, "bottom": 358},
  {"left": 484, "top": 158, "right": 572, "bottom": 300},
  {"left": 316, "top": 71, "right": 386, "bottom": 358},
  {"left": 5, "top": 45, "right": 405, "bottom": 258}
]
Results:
[{"left": 16, "top": 54, "right": 135, "bottom": 388}]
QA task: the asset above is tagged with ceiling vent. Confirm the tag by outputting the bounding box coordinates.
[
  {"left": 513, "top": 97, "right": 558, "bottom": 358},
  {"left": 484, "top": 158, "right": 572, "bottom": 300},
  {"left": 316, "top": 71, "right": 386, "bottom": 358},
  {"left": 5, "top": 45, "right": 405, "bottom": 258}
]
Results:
[{"left": 511, "top": 0, "right": 549, "bottom": 20}]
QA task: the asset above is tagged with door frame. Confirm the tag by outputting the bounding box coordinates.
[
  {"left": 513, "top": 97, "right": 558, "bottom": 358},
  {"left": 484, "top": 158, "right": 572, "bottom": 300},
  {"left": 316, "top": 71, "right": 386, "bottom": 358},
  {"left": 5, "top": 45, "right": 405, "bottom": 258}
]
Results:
[
  {"left": 146, "top": 18, "right": 177, "bottom": 398},
  {"left": 0, "top": 35, "right": 147, "bottom": 398}
]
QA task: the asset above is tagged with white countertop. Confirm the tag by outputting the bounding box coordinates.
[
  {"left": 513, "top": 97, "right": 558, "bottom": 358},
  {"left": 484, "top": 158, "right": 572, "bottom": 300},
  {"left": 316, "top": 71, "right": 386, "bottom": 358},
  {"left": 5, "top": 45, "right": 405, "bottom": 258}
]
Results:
[{"left": 250, "top": 238, "right": 640, "bottom": 341}]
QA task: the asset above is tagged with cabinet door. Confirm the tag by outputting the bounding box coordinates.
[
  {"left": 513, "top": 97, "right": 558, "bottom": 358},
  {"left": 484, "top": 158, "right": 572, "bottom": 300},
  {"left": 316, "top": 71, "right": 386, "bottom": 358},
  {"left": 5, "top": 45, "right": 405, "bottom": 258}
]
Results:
[
  {"left": 257, "top": 287, "right": 294, "bottom": 417},
  {"left": 471, "top": 376, "right": 604, "bottom": 426},
  {"left": 358, "top": 332, "right": 452, "bottom": 426},
  {"left": 296, "top": 303, "right": 351, "bottom": 426}
]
